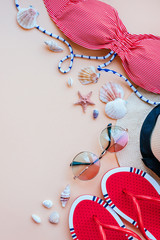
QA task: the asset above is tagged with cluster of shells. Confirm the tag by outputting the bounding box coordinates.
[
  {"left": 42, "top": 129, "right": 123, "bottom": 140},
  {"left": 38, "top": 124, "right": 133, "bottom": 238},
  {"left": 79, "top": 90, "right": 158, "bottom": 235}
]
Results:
[
  {"left": 99, "top": 82, "right": 127, "bottom": 119},
  {"left": 78, "top": 67, "right": 127, "bottom": 119},
  {"left": 31, "top": 185, "right": 70, "bottom": 224},
  {"left": 16, "top": 7, "right": 127, "bottom": 120}
]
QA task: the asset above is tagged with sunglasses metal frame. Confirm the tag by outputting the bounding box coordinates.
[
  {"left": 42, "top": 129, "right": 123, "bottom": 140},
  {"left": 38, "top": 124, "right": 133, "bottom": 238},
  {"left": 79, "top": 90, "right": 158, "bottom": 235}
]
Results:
[{"left": 70, "top": 123, "right": 128, "bottom": 180}]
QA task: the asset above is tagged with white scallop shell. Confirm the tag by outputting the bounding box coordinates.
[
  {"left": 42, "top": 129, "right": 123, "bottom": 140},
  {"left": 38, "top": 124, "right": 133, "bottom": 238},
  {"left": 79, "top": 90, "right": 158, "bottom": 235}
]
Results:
[
  {"left": 60, "top": 184, "right": 70, "bottom": 208},
  {"left": 44, "top": 40, "right": 64, "bottom": 52},
  {"left": 49, "top": 211, "right": 60, "bottom": 224},
  {"left": 100, "top": 82, "right": 124, "bottom": 103},
  {"left": 42, "top": 200, "right": 53, "bottom": 209},
  {"left": 105, "top": 98, "right": 127, "bottom": 119},
  {"left": 78, "top": 66, "right": 100, "bottom": 85},
  {"left": 17, "top": 7, "right": 39, "bottom": 29},
  {"left": 31, "top": 214, "right": 41, "bottom": 224},
  {"left": 67, "top": 77, "right": 73, "bottom": 87}
]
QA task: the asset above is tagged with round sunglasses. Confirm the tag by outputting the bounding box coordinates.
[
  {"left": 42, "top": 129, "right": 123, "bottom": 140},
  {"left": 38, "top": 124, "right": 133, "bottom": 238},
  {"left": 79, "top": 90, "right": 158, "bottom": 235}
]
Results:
[{"left": 70, "top": 124, "right": 129, "bottom": 181}]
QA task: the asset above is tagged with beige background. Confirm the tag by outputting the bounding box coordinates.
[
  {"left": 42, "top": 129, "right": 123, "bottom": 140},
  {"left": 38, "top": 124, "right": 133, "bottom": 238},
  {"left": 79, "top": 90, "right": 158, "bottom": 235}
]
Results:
[{"left": 1, "top": 0, "right": 160, "bottom": 239}]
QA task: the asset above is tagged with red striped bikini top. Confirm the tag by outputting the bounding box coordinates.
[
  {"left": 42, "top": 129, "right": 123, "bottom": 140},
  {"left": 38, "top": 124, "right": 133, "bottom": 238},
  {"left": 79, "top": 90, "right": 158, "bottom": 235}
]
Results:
[{"left": 43, "top": 0, "right": 160, "bottom": 94}]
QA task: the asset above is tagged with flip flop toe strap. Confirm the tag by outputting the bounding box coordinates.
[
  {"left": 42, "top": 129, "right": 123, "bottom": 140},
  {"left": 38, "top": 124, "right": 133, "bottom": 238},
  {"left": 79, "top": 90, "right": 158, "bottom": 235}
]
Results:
[
  {"left": 93, "top": 215, "right": 142, "bottom": 240},
  {"left": 123, "top": 189, "right": 160, "bottom": 240}
]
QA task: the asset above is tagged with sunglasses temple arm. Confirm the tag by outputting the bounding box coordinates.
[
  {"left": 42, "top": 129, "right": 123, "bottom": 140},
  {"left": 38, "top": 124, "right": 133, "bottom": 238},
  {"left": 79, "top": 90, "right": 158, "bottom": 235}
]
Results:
[
  {"left": 98, "top": 125, "right": 112, "bottom": 160},
  {"left": 72, "top": 124, "right": 112, "bottom": 179},
  {"left": 89, "top": 126, "right": 112, "bottom": 166},
  {"left": 73, "top": 166, "right": 90, "bottom": 179},
  {"left": 73, "top": 160, "right": 97, "bottom": 179},
  {"left": 107, "top": 124, "right": 112, "bottom": 149}
]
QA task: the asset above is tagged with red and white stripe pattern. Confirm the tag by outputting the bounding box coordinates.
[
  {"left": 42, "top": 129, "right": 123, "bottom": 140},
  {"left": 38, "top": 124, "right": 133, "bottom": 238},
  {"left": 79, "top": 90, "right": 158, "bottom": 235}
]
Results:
[{"left": 70, "top": 228, "right": 78, "bottom": 240}]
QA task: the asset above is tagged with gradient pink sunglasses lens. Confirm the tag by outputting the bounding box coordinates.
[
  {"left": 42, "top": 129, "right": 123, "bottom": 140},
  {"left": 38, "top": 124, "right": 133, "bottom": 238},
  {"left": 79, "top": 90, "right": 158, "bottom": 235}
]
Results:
[
  {"left": 71, "top": 152, "right": 100, "bottom": 181},
  {"left": 100, "top": 126, "right": 128, "bottom": 153}
]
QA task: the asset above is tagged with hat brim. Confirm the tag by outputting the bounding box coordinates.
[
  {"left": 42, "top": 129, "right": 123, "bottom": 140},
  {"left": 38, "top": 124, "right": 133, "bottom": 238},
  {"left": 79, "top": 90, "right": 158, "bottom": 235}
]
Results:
[{"left": 116, "top": 87, "right": 160, "bottom": 184}]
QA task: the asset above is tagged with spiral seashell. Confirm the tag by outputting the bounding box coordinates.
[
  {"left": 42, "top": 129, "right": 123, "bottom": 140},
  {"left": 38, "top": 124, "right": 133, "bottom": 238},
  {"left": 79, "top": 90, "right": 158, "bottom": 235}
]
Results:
[
  {"left": 78, "top": 66, "right": 100, "bottom": 85},
  {"left": 67, "top": 77, "right": 73, "bottom": 87},
  {"left": 105, "top": 98, "right": 127, "bottom": 119},
  {"left": 100, "top": 82, "right": 124, "bottom": 103},
  {"left": 44, "top": 40, "right": 64, "bottom": 52},
  {"left": 60, "top": 184, "right": 70, "bottom": 208},
  {"left": 42, "top": 200, "right": 53, "bottom": 209},
  {"left": 17, "top": 6, "right": 39, "bottom": 29},
  {"left": 31, "top": 214, "right": 41, "bottom": 224},
  {"left": 49, "top": 211, "right": 60, "bottom": 224}
]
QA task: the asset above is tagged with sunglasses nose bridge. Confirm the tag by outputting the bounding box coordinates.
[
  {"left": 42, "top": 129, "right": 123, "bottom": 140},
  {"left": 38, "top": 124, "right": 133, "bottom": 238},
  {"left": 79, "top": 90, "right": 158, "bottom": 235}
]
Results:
[
  {"left": 99, "top": 150, "right": 107, "bottom": 159},
  {"left": 70, "top": 125, "right": 128, "bottom": 180}
]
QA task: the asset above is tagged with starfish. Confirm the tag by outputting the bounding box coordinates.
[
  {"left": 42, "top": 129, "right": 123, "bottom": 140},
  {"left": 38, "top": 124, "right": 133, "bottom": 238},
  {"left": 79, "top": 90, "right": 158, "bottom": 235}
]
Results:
[{"left": 74, "top": 91, "right": 95, "bottom": 113}]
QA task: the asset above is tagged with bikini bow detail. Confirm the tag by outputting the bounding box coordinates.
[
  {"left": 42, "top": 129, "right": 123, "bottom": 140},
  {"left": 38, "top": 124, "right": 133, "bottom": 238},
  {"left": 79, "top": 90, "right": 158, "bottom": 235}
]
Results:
[{"left": 110, "top": 32, "right": 140, "bottom": 56}]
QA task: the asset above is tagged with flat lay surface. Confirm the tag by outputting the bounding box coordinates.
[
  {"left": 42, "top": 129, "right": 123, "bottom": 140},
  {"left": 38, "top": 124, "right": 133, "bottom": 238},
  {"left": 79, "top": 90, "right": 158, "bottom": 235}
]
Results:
[{"left": 1, "top": 0, "right": 160, "bottom": 239}]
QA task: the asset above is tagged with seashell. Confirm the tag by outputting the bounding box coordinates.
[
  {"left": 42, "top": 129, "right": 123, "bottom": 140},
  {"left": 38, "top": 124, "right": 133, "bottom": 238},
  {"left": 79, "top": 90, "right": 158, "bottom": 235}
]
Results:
[
  {"left": 60, "top": 184, "right": 70, "bottom": 208},
  {"left": 17, "top": 6, "right": 39, "bottom": 29},
  {"left": 42, "top": 200, "right": 53, "bottom": 209},
  {"left": 78, "top": 66, "right": 100, "bottom": 85},
  {"left": 49, "top": 211, "right": 60, "bottom": 224},
  {"left": 44, "top": 40, "right": 64, "bottom": 52},
  {"left": 93, "top": 109, "right": 99, "bottom": 119},
  {"left": 31, "top": 214, "right": 41, "bottom": 224},
  {"left": 67, "top": 77, "right": 73, "bottom": 87},
  {"left": 100, "top": 82, "right": 124, "bottom": 103},
  {"left": 99, "top": 82, "right": 127, "bottom": 119},
  {"left": 105, "top": 98, "right": 127, "bottom": 119}
]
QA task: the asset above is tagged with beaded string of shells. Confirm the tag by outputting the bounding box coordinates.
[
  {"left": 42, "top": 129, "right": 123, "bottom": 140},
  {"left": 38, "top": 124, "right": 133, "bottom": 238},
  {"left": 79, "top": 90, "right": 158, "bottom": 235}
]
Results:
[
  {"left": 14, "top": 0, "right": 160, "bottom": 105},
  {"left": 15, "top": 1, "right": 116, "bottom": 74}
]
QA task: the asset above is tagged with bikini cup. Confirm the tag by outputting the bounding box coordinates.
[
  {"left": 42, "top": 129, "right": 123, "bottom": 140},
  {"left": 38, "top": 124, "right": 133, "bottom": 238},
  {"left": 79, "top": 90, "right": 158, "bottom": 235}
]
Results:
[
  {"left": 43, "top": 0, "right": 160, "bottom": 94},
  {"left": 140, "top": 104, "right": 160, "bottom": 177}
]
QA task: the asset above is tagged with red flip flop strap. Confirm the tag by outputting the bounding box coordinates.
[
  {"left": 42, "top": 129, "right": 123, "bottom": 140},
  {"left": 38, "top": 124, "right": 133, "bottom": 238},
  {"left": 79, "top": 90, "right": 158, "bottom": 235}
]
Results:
[
  {"left": 93, "top": 216, "right": 142, "bottom": 240},
  {"left": 134, "top": 194, "right": 160, "bottom": 203},
  {"left": 123, "top": 190, "right": 160, "bottom": 240},
  {"left": 98, "top": 225, "right": 107, "bottom": 240},
  {"left": 130, "top": 196, "right": 152, "bottom": 240}
]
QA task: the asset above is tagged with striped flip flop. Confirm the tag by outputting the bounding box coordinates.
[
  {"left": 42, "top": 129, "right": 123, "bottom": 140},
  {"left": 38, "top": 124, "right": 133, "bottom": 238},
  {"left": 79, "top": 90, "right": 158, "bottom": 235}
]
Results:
[
  {"left": 101, "top": 167, "right": 160, "bottom": 240},
  {"left": 69, "top": 195, "right": 142, "bottom": 240}
]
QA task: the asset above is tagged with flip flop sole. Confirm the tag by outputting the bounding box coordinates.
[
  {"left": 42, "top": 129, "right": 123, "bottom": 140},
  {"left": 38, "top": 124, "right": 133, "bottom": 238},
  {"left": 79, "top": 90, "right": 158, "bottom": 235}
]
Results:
[
  {"left": 69, "top": 195, "right": 133, "bottom": 240},
  {"left": 101, "top": 167, "right": 160, "bottom": 240}
]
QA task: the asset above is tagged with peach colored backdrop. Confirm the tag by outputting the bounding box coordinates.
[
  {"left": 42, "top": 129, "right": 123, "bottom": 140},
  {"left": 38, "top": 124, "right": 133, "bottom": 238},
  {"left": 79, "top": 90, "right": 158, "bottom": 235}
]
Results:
[{"left": 1, "top": 0, "right": 160, "bottom": 239}]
